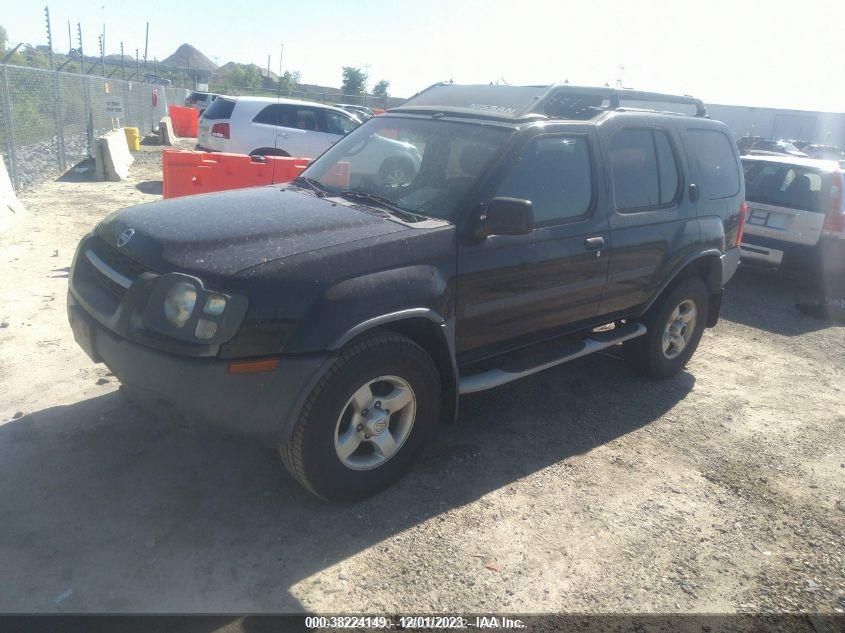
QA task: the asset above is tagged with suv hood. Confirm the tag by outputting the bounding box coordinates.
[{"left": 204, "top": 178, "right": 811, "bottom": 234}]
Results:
[{"left": 96, "top": 186, "right": 410, "bottom": 278}]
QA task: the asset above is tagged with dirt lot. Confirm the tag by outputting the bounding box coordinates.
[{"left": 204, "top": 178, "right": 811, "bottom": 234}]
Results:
[{"left": 0, "top": 144, "right": 843, "bottom": 614}]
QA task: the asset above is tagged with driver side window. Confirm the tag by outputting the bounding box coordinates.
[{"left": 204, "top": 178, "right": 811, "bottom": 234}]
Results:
[{"left": 495, "top": 135, "right": 593, "bottom": 225}]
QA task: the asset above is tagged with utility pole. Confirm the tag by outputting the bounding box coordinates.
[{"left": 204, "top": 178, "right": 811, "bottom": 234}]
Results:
[
  {"left": 143, "top": 22, "right": 149, "bottom": 78},
  {"left": 120, "top": 42, "right": 125, "bottom": 79},
  {"left": 135, "top": 48, "right": 140, "bottom": 81},
  {"left": 98, "top": 33, "right": 105, "bottom": 76},
  {"left": 267, "top": 54, "right": 271, "bottom": 81},
  {"left": 67, "top": 19, "right": 72, "bottom": 55}
]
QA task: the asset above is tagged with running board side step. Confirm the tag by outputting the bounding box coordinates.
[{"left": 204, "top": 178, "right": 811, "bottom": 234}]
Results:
[{"left": 458, "top": 323, "right": 647, "bottom": 395}]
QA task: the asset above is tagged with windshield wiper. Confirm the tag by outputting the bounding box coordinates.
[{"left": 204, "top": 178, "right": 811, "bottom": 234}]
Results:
[
  {"left": 292, "top": 176, "right": 331, "bottom": 198},
  {"left": 337, "top": 191, "right": 431, "bottom": 222}
]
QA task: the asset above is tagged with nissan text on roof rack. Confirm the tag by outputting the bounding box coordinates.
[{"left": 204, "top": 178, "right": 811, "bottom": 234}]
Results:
[{"left": 67, "top": 83, "right": 746, "bottom": 500}]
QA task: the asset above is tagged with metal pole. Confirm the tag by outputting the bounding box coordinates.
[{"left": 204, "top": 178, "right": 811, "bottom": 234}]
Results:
[
  {"left": 54, "top": 68, "right": 66, "bottom": 171},
  {"left": 120, "top": 42, "right": 125, "bottom": 80},
  {"left": 77, "top": 22, "right": 85, "bottom": 74},
  {"left": 45, "top": 6, "right": 55, "bottom": 70}
]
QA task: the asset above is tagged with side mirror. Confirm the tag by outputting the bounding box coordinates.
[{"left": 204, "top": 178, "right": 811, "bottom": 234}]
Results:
[{"left": 484, "top": 197, "right": 534, "bottom": 237}]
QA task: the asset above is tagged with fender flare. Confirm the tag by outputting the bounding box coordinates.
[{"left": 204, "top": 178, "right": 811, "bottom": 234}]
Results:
[
  {"left": 329, "top": 307, "right": 445, "bottom": 350},
  {"left": 639, "top": 249, "right": 723, "bottom": 316}
]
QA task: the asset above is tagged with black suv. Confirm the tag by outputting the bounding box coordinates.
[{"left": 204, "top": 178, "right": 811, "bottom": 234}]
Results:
[{"left": 68, "top": 84, "right": 745, "bottom": 500}]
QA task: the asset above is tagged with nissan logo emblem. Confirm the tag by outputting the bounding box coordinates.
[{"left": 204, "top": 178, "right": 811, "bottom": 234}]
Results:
[{"left": 117, "top": 228, "right": 135, "bottom": 248}]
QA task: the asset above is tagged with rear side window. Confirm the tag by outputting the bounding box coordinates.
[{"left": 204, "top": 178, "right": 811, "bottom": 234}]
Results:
[
  {"left": 188, "top": 92, "right": 209, "bottom": 101},
  {"left": 323, "top": 110, "right": 358, "bottom": 135},
  {"left": 202, "top": 98, "right": 235, "bottom": 120},
  {"left": 742, "top": 161, "right": 826, "bottom": 213},
  {"left": 496, "top": 135, "right": 593, "bottom": 224},
  {"left": 686, "top": 129, "right": 740, "bottom": 199},
  {"left": 610, "top": 129, "right": 681, "bottom": 211}
]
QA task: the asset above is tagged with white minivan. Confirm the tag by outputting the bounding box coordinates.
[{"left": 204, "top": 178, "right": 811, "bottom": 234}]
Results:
[
  {"left": 740, "top": 155, "right": 845, "bottom": 275},
  {"left": 198, "top": 96, "right": 361, "bottom": 158}
]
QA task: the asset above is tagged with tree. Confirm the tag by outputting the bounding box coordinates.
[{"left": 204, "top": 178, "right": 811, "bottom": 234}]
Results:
[
  {"left": 372, "top": 80, "right": 390, "bottom": 98},
  {"left": 341, "top": 66, "right": 367, "bottom": 96},
  {"left": 0, "top": 25, "right": 7, "bottom": 53},
  {"left": 279, "top": 70, "right": 301, "bottom": 93}
]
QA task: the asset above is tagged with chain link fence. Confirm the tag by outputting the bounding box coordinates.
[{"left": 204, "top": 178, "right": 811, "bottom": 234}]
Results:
[{"left": 0, "top": 63, "right": 178, "bottom": 192}]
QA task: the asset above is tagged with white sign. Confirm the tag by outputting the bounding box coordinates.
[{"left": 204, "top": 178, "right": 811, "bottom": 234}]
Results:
[
  {"left": 104, "top": 96, "right": 124, "bottom": 117},
  {"left": 197, "top": 83, "right": 209, "bottom": 92}
]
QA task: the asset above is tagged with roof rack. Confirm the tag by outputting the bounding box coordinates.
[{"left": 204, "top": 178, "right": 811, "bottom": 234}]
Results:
[
  {"left": 536, "top": 85, "right": 707, "bottom": 118},
  {"left": 391, "top": 82, "right": 708, "bottom": 120}
]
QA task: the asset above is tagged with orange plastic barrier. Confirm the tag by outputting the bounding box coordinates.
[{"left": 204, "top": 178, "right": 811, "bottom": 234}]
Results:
[
  {"left": 167, "top": 105, "right": 199, "bottom": 138},
  {"left": 162, "top": 150, "right": 309, "bottom": 199}
]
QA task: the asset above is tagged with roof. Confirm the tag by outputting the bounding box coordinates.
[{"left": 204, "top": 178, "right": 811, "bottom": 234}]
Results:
[
  {"left": 390, "top": 83, "right": 708, "bottom": 122},
  {"left": 230, "top": 95, "right": 350, "bottom": 114},
  {"left": 740, "top": 154, "right": 843, "bottom": 172}
]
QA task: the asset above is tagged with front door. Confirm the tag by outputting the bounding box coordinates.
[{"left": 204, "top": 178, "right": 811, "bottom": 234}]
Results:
[{"left": 456, "top": 129, "right": 610, "bottom": 361}]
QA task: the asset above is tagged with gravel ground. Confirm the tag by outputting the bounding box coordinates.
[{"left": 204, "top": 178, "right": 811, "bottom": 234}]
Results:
[{"left": 0, "top": 144, "right": 843, "bottom": 615}]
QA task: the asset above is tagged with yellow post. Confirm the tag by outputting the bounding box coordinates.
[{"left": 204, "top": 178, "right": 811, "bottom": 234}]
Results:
[{"left": 124, "top": 127, "right": 140, "bottom": 151}]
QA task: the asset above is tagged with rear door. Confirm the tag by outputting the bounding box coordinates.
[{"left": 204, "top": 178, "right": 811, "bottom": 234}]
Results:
[
  {"left": 741, "top": 160, "right": 829, "bottom": 247},
  {"left": 597, "top": 117, "right": 698, "bottom": 315},
  {"left": 274, "top": 105, "right": 343, "bottom": 158},
  {"left": 456, "top": 127, "right": 611, "bottom": 360}
]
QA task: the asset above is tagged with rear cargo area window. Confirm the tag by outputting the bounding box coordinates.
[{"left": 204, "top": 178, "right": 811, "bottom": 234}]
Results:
[
  {"left": 202, "top": 98, "right": 235, "bottom": 120},
  {"left": 496, "top": 135, "right": 592, "bottom": 223},
  {"left": 686, "top": 129, "right": 740, "bottom": 199},
  {"left": 742, "top": 162, "right": 826, "bottom": 213}
]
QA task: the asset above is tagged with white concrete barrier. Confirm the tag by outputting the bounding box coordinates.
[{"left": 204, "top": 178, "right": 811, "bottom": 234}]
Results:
[
  {"left": 0, "top": 154, "right": 25, "bottom": 235},
  {"left": 158, "top": 117, "right": 176, "bottom": 146},
  {"left": 94, "top": 128, "right": 135, "bottom": 181}
]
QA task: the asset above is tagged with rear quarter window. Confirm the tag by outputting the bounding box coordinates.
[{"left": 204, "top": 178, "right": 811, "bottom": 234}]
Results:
[
  {"left": 686, "top": 129, "right": 741, "bottom": 199},
  {"left": 202, "top": 98, "right": 235, "bottom": 120}
]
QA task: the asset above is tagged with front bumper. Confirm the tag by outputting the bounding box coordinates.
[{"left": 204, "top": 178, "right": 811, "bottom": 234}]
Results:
[{"left": 68, "top": 294, "right": 331, "bottom": 445}]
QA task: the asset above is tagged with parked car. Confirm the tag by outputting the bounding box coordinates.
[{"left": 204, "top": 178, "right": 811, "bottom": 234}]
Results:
[
  {"left": 738, "top": 137, "right": 808, "bottom": 157},
  {"left": 67, "top": 84, "right": 745, "bottom": 500},
  {"left": 801, "top": 144, "right": 845, "bottom": 161},
  {"left": 184, "top": 91, "right": 220, "bottom": 114},
  {"left": 740, "top": 155, "right": 845, "bottom": 274},
  {"left": 335, "top": 103, "right": 375, "bottom": 120},
  {"left": 198, "top": 96, "right": 363, "bottom": 159}
]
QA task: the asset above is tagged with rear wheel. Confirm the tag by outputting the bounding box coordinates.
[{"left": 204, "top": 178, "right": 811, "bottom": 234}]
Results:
[
  {"left": 280, "top": 330, "right": 441, "bottom": 501},
  {"left": 377, "top": 157, "right": 415, "bottom": 187},
  {"left": 623, "top": 277, "right": 708, "bottom": 378}
]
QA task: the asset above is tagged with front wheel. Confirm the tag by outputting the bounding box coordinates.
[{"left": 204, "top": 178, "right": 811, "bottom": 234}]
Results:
[
  {"left": 623, "top": 277, "right": 708, "bottom": 378},
  {"left": 280, "top": 330, "right": 441, "bottom": 501}
]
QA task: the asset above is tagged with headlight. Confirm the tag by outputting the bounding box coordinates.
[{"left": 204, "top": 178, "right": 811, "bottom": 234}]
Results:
[{"left": 163, "top": 281, "right": 197, "bottom": 327}]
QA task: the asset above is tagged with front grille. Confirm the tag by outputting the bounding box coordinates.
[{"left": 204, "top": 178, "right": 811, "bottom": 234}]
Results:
[
  {"left": 75, "top": 236, "right": 154, "bottom": 307},
  {"left": 89, "top": 239, "right": 152, "bottom": 280}
]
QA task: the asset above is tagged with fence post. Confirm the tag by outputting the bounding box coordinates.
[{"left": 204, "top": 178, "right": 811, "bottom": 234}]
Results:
[
  {"left": 53, "top": 69, "right": 67, "bottom": 172},
  {"left": 82, "top": 74, "right": 93, "bottom": 158},
  {"left": 0, "top": 64, "right": 20, "bottom": 190}
]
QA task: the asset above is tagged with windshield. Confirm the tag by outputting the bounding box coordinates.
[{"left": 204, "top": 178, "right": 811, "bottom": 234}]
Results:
[{"left": 301, "top": 116, "right": 512, "bottom": 220}]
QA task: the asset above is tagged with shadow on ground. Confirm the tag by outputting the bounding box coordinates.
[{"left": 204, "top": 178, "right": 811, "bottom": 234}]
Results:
[
  {"left": 135, "top": 181, "right": 163, "bottom": 195},
  {"left": 720, "top": 264, "right": 845, "bottom": 336},
  {"left": 0, "top": 352, "right": 693, "bottom": 612}
]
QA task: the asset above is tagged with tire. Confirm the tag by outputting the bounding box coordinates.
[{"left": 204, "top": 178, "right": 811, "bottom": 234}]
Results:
[
  {"left": 377, "top": 157, "right": 415, "bottom": 187},
  {"left": 280, "top": 330, "right": 441, "bottom": 501},
  {"left": 623, "top": 277, "right": 708, "bottom": 379}
]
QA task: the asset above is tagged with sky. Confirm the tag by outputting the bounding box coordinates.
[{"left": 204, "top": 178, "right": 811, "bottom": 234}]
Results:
[{"left": 3, "top": 0, "right": 844, "bottom": 112}]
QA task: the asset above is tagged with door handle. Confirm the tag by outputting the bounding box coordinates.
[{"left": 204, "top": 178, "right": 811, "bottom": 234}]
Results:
[{"left": 584, "top": 236, "right": 605, "bottom": 250}]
